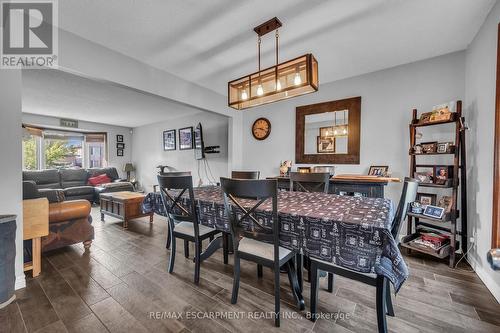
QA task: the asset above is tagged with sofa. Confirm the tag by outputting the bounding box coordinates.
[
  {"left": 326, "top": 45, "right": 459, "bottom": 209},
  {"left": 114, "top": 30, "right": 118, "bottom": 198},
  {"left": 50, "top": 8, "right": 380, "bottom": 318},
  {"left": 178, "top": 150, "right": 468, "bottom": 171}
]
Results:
[
  {"left": 22, "top": 167, "right": 134, "bottom": 203},
  {"left": 23, "top": 181, "right": 94, "bottom": 252}
]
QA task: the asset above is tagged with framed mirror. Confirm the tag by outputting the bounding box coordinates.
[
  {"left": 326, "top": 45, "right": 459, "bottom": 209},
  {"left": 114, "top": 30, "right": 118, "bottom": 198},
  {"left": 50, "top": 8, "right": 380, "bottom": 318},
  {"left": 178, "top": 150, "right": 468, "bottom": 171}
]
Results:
[{"left": 296, "top": 96, "right": 361, "bottom": 164}]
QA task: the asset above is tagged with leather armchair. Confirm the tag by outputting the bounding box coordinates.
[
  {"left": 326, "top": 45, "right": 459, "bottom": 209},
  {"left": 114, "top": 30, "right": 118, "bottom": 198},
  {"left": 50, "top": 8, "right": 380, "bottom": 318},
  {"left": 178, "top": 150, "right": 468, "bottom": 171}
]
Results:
[{"left": 23, "top": 181, "right": 94, "bottom": 252}]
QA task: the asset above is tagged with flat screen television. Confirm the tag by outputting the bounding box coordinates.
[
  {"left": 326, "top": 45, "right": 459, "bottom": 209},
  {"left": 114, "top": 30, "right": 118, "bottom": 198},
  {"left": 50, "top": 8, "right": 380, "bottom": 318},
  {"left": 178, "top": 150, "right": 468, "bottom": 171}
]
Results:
[{"left": 194, "top": 123, "right": 205, "bottom": 160}]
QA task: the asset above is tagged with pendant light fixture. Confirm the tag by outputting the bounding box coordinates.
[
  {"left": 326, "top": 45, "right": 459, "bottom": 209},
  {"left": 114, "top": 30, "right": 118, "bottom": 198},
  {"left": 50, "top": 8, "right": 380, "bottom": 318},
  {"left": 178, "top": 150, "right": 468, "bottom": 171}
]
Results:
[{"left": 228, "top": 17, "right": 318, "bottom": 110}]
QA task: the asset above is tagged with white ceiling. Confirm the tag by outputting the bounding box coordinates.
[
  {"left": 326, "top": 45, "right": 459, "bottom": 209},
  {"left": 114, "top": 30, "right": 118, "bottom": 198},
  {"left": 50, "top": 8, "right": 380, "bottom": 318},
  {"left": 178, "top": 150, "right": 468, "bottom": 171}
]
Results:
[
  {"left": 22, "top": 69, "right": 203, "bottom": 128},
  {"left": 58, "top": 0, "right": 495, "bottom": 96}
]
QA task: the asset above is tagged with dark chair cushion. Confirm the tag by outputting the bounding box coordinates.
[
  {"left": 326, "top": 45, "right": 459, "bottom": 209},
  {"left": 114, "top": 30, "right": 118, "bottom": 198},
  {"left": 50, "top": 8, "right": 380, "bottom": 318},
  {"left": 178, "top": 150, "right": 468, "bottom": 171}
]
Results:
[
  {"left": 23, "top": 169, "right": 61, "bottom": 189},
  {"left": 63, "top": 186, "right": 95, "bottom": 197},
  {"left": 87, "top": 167, "right": 120, "bottom": 181},
  {"left": 60, "top": 169, "right": 89, "bottom": 188}
]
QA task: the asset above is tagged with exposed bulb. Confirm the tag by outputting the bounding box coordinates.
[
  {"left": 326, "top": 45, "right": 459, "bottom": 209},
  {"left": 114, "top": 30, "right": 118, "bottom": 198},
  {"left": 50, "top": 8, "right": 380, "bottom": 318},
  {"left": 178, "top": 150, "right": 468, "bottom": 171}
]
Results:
[
  {"left": 256, "top": 84, "right": 264, "bottom": 96},
  {"left": 333, "top": 129, "right": 338, "bottom": 135},
  {"left": 294, "top": 72, "right": 302, "bottom": 86},
  {"left": 276, "top": 80, "right": 282, "bottom": 91},
  {"left": 241, "top": 90, "right": 248, "bottom": 100},
  {"left": 342, "top": 128, "right": 347, "bottom": 135}
]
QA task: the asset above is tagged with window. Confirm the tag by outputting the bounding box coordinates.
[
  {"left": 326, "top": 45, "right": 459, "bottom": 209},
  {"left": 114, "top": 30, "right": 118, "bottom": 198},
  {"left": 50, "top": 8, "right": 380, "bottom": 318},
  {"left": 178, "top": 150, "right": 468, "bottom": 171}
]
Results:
[{"left": 21, "top": 126, "right": 107, "bottom": 170}]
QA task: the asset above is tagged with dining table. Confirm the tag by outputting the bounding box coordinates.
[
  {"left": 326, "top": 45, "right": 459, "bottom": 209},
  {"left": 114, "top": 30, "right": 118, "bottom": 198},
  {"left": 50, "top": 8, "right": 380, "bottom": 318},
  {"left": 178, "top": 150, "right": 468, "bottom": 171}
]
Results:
[{"left": 141, "top": 186, "right": 409, "bottom": 298}]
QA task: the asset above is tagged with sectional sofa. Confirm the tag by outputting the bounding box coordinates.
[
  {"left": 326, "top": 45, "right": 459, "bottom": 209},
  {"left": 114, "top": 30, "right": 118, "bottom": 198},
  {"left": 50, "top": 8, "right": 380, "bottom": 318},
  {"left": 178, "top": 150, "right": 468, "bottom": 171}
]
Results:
[{"left": 22, "top": 167, "right": 134, "bottom": 202}]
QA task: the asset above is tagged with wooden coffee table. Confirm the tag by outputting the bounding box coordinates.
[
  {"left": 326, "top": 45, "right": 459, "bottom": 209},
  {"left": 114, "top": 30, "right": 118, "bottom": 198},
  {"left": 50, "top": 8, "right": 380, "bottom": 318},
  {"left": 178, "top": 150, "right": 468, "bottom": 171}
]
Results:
[{"left": 100, "top": 191, "right": 153, "bottom": 229}]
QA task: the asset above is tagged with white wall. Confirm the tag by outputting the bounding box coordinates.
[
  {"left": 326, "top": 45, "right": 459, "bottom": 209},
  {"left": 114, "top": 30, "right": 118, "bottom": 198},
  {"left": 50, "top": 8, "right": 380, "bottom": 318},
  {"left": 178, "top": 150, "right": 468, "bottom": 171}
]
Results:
[
  {"left": 21, "top": 113, "right": 132, "bottom": 178},
  {"left": 0, "top": 70, "right": 25, "bottom": 290},
  {"left": 132, "top": 111, "right": 229, "bottom": 192},
  {"left": 464, "top": 0, "right": 500, "bottom": 302},
  {"left": 242, "top": 51, "right": 465, "bottom": 204}
]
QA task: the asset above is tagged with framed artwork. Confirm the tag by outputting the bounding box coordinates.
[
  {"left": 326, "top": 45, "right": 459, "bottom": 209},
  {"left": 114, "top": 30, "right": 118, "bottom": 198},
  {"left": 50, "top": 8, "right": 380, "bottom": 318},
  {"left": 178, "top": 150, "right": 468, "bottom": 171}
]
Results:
[
  {"left": 116, "top": 143, "right": 125, "bottom": 149},
  {"left": 414, "top": 166, "right": 434, "bottom": 183},
  {"left": 163, "top": 129, "right": 176, "bottom": 151},
  {"left": 179, "top": 126, "right": 194, "bottom": 150},
  {"left": 368, "top": 165, "right": 388, "bottom": 177},
  {"left": 434, "top": 165, "right": 453, "bottom": 185},
  {"left": 116, "top": 135, "right": 124, "bottom": 143},
  {"left": 437, "top": 142, "right": 453, "bottom": 153},
  {"left": 421, "top": 141, "right": 438, "bottom": 154},
  {"left": 416, "top": 192, "right": 437, "bottom": 206},
  {"left": 117, "top": 149, "right": 124, "bottom": 156},
  {"left": 317, "top": 136, "right": 335, "bottom": 153}
]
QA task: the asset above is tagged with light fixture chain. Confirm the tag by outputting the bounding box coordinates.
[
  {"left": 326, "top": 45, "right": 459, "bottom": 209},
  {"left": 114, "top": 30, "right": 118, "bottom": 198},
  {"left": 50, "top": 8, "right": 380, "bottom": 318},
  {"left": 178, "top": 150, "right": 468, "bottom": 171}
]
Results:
[{"left": 258, "top": 36, "right": 261, "bottom": 75}]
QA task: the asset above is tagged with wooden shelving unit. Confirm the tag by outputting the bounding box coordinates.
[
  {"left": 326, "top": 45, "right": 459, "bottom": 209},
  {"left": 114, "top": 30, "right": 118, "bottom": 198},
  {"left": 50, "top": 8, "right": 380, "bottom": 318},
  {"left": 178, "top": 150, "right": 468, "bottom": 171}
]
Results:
[{"left": 405, "top": 101, "right": 468, "bottom": 268}]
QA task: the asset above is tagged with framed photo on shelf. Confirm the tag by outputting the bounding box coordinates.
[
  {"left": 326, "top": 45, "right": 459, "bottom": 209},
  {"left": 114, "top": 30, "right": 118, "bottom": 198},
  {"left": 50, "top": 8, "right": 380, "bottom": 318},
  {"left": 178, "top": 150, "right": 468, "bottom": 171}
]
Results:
[
  {"left": 179, "top": 126, "right": 194, "bottom": 150},
  {"left": 436, "top": 142, "right": 453, "bottom": 153},
  {"left": 421, "top": 141, "right": 437, "bottom": 154},
  {"left": 368, "top": 165, "right": 388, "bottom": 177},
  {"left": 437, "top": 195, "right": 454, "bottom": 213},
  {"left": 116, "top": 134, "right": 124, "bottom": 143},
  {"left": 434, "top": 165, "right": 453, "bottom": 185},
  {"left": 416, "top": 193, "right": 437, "bottom": 206},
  {"left": 423, "top": 205, "right": 445, "bottom": 219},
  {"left": 163, "top": 129, "right": 176, "bottom": 151},
  {"left": 317, "top": 136, "right": 335, "bottom": 153},
  {"left": 418, "top": 112, "right": 433, "bottom": 124}
]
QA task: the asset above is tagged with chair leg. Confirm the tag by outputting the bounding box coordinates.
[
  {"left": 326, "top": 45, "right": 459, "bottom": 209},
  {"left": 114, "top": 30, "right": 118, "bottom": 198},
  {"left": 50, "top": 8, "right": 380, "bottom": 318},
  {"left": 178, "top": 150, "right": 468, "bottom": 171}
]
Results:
[
  {"left": 274, "top": 264, "right": 280, "bottom": 327},
  {"left": 296, "top": 254, "right": 303, "bottom": 292},
  {"left": 257, "top": 264, "right": 263, "bottom": 278},
  {"left": 376, "top": 276, "right": 388, "bottom": 333},
  {"left": 310, "top": 260, "right": 319, "bottom": 322},
  {"left": 222, "top": 233, "right": 229, "bottom": 265},
  {"left": 166, "top": 225, "right": 171, "bottom": 249},
  {"left": 231, "top": 253, "right": 240, "bottom": 304},
  {"left": 385, "top": 283, "right": 394, "bottom": 317},
  {"left": 194, "top": 239, "right": 201, "bottom": 285},
  {"left": 184, "top": 240, "right": 189, "bottom": 258},
  {"left": 285, "top": 260, "right": 305, "bottom": 310},
  {"left": 168, "top": 232, "right": 176, "bottom": 273},
  {"left": 327, "top": 272, "right": 334, "bottom": 293}
]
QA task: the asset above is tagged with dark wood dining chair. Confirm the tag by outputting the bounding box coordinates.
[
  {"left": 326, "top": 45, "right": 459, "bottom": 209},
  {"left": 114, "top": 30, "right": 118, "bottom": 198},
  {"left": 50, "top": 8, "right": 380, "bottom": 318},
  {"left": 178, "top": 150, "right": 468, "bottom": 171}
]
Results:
[
  {"left": 160, "top": 171, "right": 192, "bottom": 251},
  {"left": 309, "top": 177, "right": 418, "bottom": 332},
  {"left": 289, "top": 171, "right": 330, "bottom": 286},
  {"left": 289, "top": 172, "right": 330, "bottom": 193},
  {"left": 157, "top": 174, "right": 221, "bottom": 284},
  {"left": 220, "top": 177, "right": 304, "bottom": 327},
  {"left": 231, "top": 170, "right": 260, "bottom": 180}
]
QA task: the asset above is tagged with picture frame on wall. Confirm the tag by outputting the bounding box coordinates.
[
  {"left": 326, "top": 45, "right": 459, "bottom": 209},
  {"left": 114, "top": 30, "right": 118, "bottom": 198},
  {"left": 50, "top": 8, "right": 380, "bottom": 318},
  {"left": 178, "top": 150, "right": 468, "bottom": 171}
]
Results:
[
  {"left": 117, "top": 149, "right": 124, "bottom": 156},
  {"left": 116, "top": 143, "right": 125, "bottom": 149},
  {"left": 163, "top": 129, "right": 176, "bottom": 151},
  {"left": 179, "top": 126, "right": 194, "bottom": 150},
  {"left": 116, "top": 134, "right": 124, "bottom": 143}
]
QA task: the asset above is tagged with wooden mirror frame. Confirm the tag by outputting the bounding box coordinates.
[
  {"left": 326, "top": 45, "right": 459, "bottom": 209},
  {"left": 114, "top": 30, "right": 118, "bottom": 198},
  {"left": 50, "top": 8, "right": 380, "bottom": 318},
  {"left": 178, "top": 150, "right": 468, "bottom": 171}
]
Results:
[
  {"left": 295, "top": 96, "right": 361, "bottom": 164},
  {"left": 492, "top": 23, "right": 500, "bottom": 248}
]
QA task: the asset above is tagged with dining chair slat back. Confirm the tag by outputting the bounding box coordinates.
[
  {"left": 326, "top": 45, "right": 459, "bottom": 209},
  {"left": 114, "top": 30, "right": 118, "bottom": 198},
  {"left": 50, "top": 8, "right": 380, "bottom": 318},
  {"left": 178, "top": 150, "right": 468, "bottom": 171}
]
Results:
[
  {"left": 231, "top": 171, "right": 260, "bottom": 180},
  {"left": 390, "top": 177, "right": 418, "bottom": 241},
  {"left": 289, "top": 172, "right": 330, "bottom": 193}
]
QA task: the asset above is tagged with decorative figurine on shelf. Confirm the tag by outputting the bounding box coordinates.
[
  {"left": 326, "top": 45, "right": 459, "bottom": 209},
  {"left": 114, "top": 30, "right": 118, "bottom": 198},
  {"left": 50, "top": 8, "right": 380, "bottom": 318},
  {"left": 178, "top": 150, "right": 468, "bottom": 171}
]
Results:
[
  {"left": 413, "top": 144, "right": 423, "bottom": 154},
  {"left": 280, "top": 160, "right": 292, "bottom": 177},
  {"left": 410, "top": 201, "right": 424, "bottom": 214}
]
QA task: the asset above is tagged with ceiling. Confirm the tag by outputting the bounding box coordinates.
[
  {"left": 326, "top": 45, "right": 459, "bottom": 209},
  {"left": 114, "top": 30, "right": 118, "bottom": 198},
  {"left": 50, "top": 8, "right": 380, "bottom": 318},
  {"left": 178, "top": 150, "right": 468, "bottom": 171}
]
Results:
[
  {"left": 22, "top": 69, "right": 203, "bottom": 128},
  {"left": 58, "top": 0, "right": 495, "bottom": 96}
]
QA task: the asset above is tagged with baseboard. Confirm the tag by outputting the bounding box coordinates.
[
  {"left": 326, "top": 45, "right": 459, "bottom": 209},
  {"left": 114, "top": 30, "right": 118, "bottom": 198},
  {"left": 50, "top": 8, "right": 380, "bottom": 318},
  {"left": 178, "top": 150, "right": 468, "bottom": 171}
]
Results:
[
  {"left": 15, "top": 275, "right": 26, "bottom": 290},
  {"left": 467, "top": 257, "right": 500, "bottom": 303}
]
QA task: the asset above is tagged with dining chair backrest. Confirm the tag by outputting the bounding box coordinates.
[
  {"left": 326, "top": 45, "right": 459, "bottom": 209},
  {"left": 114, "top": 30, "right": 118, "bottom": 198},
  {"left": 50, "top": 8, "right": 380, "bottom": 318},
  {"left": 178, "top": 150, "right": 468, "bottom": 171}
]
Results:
[
  {"left": 157, "top": 174, "right": 199, "bottom": 236},
  {"left": 220, "top": 177, "right": 279, "bottom": 260},
  {"left": 391, "top": 177, "right": 418, "bottom": 241},
  {"left": 289, "top": 172, "right": 330, "bottom": 193},
  {"left": 231, "top": 171, "right": 260, "bottom": 180}
]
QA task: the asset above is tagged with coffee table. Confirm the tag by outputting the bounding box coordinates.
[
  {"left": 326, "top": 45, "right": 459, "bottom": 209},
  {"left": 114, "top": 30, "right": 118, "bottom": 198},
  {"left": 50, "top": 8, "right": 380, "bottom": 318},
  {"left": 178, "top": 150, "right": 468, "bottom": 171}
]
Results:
[{"left": 99, "top": 191, "right": 153, "bottom": 228}]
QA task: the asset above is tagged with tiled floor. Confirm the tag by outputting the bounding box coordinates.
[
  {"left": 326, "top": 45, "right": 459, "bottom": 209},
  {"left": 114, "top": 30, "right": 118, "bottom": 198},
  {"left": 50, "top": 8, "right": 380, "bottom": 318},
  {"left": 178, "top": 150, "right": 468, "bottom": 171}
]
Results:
[{"left": 2, "top": 207, "right": 500, "bottom": 333}]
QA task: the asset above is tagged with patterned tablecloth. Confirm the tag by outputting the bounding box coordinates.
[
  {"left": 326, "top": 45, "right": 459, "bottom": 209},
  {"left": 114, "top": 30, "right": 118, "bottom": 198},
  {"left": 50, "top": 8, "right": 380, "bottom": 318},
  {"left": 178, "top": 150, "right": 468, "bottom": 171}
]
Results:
[{"left": 142, "top": 186, "right": 408, "bottom": 291}]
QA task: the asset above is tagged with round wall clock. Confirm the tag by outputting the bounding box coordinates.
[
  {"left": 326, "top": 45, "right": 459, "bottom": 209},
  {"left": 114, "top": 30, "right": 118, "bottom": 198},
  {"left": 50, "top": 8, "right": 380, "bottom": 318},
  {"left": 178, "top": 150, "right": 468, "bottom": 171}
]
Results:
[{"left": 252, "top": 117, "right": 271, "bottom": 140}]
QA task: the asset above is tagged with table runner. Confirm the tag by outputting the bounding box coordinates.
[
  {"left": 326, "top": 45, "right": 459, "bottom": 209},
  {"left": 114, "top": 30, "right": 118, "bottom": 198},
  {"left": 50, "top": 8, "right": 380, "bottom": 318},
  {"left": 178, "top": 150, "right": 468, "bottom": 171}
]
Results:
[{"left": 142, "top": 186, "right": 408, "bottom": 291}]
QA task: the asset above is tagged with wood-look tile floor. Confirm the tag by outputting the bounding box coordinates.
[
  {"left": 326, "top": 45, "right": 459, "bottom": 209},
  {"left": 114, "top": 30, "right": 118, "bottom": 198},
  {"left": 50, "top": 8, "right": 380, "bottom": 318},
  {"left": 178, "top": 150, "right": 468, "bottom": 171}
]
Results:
[{"left": 2, "top": 207, "right": 500, "bottom": 333}]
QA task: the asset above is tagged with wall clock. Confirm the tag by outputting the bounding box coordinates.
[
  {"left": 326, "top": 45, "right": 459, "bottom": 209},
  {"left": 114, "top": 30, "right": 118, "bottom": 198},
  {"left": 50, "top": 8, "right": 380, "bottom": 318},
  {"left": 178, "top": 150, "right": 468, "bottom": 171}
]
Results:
[{"left": 252, "top": 117, "right": 271, "bottom": 140}]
